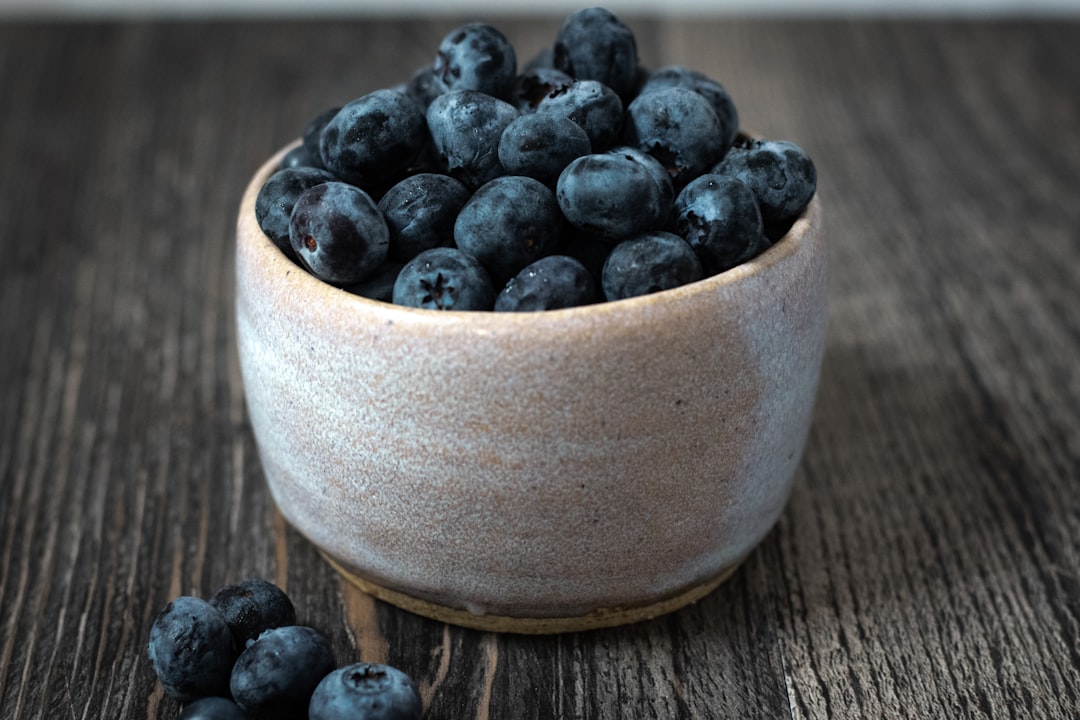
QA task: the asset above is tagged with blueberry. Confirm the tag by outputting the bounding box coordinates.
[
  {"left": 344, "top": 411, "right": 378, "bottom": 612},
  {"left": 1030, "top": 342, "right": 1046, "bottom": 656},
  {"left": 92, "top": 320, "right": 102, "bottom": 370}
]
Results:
[
  {"left": 495, "top": 255, "right": 597, "bottom": 312},
  {"left": 712, "top": 138, "right": 817, "bottom": 241},
  {"left": 392, "top": 247, "right": 496, "bottom": 311},
  {"left": 434, "top": 23, "right": 517, "bottom": 100},
  {"left": 319, "top": 89, "right": 428, "bottom": 191},
  {"left": 425, "top": 89, "right": 520, "bottom": 189},
  {"left": 671, "top": 173, "right": 766, "bottom": 275},
  {"left": 342, "top": 260, "right": 404, "bottom": 303},
  {"left": 556, "top": 153, "right": 668, "bottom": 242},
  {"left": 606, "top": 145, "right": 675, "bottom": 217},
  {"left": 535, "top": 79, "right": 623, "bottom": 151},
  {"left": 230, "top": 625, "right": 337, "bottom": 719},
  {"left": 255, "top": 166, "right": 338, "bottom": 258},
  {"left": 289, "top": 181, "right": 390, "bottom": 285},
  {"left": 510, "top": 66, "right": 574, "bottom": 113},
  {"left": 404, "top": 65, "right": 448, "bottom": 111},
  {"left": 302, "top": 106, "right": 341, "bottom": 170},
  {"left": 208, "top": 578, "right": 297, "bottom": 649},
  {"left": 454, "top": 175, "right": 563, "bottom": 284},
  {"left": 377, "top": 172, "right": 470, "bottom": 262},
  {"left": 279, "top": 144, "right": 317, "bottom": 170},
  {"left": 498, "top": 113, "right": 591, "bottom": 187},
  {"left": 309, "top": 663, "right": 423, "bottom": 720},
  {"left": 553, "top": 7, "right": 639, "bottom": 101},
  {"left": 601, "top": 231, "right": 703, "bottom": 301},
  {"left": 639, "top": 66, "right": 739, "bottom": 153},
  {"left": 624, "top": 86, "right": 725, "bottom": 188},
  {"left": 178, "top": 697, "right": 247, "bottom": 720},
  {"left": 147, "top": 596, "right": 235, "bottom": 703}
]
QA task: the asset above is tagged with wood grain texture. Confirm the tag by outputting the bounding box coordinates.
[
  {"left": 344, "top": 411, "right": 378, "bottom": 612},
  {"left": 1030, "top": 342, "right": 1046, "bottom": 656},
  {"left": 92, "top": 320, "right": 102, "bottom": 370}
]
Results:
[{"left": 1, "top": 17, "right": 1078, "bottom": 720}]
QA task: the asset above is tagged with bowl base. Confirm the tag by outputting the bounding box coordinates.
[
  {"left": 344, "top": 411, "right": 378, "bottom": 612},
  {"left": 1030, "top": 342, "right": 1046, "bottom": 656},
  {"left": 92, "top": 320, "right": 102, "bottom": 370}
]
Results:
[{"left": 322, "top": 552, "right": 743, "bottom": 634}]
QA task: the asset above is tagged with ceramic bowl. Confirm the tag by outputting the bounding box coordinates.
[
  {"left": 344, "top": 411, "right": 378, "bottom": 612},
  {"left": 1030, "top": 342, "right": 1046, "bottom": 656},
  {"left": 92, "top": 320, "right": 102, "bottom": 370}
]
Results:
[{"left": 235, "top": 144, "right": 827, "bottom": 633}]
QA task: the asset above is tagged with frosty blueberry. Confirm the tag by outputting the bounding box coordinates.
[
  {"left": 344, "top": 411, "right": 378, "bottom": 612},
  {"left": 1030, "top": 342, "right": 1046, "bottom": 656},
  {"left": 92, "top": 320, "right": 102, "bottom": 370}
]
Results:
[
  {"left": 434, "top": 23, "right": 517, "bottom": 100},
  {"left": 146, "top": 596, "right": 235, "bottom": 703},
  {"left": 230, "top": 625, "right": 337, "bottom": 719},
  {"left": 601, "top": 231, "right": 703, "bottom": 300},
  {"left": 378, "top": 172, "right": 470, "bottom": 262},
  {"left": 535, "top": 79, "right": 624, "bottom": 151},
  {"left": 426, "top": 89, "right": 520, "bottom": 189},
  {"left": 639, "top": 66, "right": 739, "bottom": 153},
  {"left": 392, "top": 247, "right": 496, "bottom": 311},
  {"left": 553, "top": 7, "right": 639, "bottom": 101},
  {"left": 454, "top": 175, "right": 563, "bottom": 284},
  {"left": 556, "top": 153, "right": 669, "bottom": 242},
  {"left": 495, "top": 255, "right": 597, "bottom": 311},
  {"left": 624, "top": 86, "right": 725, "bottom": 188},
  {"left": 318, "top": 89, "right": 428, "bottom": 190},
  {"left": 255, "top": 166, "right": 337, "bottom": 258},
  {"left": 208, "top": 577, "right": 296, "bottom": 648},
  {"left": 672, "top": 173, "right": 766, "bottom": 275},
  {"left": 342, "top": 261, "right": 405, "bottom": 303},
  {"left": 498, "top": 113, "right": 591, "bottom": 187},
  {"left": 289, "top": 181, "right": 389, "bottom": 285},
  {"left": 309, "top": 663, "right": 423, "bottom": 720},
  {"left": 713, "top": 138, "right": 817, "bottom": 240}
]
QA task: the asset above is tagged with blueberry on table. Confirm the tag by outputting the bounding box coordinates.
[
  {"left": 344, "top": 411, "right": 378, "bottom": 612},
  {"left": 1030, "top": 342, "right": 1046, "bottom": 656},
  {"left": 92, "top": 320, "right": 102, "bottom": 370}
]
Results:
[
  {"left": 146, "top": 596, "right": 236, "bottom": 703},
  {"left": 553, "top": 7, "right": 640, "bottom": 102},
  {"left": 623, "top": 85, "right": 725, "bottom": 188},
  {"left": 498, "top": 113, "right": 591, "bottom": 187},
  {"left": 534, "top": 79, "right": 624, "bottom": 151},
  {"left": 601, "top": 231, "right": 704, "bottom": 301},
  {"left": 208, "top": 577, "right": 297, "bottom": 648},
  {"left": 713, "top": 138, "right": 817, "bottom": 241},
  {"left": 178, "top": 696, "right": 247, "bottom": 720},
  {"left": 230, "top": 625, "right": 337, "bottom": 719},
  {"left": 434, "top": 23, "right": 517, "bottom": 100},
  {"left": 309, "top": 663, "right": 423, "bottom": 720},
  {"left": 425, "top": 89, "right": 520, "bottom": 189},
  {"left": 288, "top": 181, "right": 389, "bottom": 286},
  {"left": 495, "top": 255, "right": 598, "bottom": 312},
  {"left": 392, "top": 247, "right": 496, "bottom": 311},
  {"left": 671, "top": 173, "right": 766, "bottom": 275},
  {"left": 377, "top": 172, "right": 470, "bottom": 263},
  {"left": 556, "top": 153, "right": 669, "bottom": 242},
  {"left": 255, "top": 166, "right": 338, "bottom": 259},
  {"left": 318, "top": 89, "right": 428, "bottom": 190},
  {"left": 639, "top": 66, "right": 739, "bottom": 153},
  {"left": 454, "top": 175, "right": 563, "bottom": 284}
]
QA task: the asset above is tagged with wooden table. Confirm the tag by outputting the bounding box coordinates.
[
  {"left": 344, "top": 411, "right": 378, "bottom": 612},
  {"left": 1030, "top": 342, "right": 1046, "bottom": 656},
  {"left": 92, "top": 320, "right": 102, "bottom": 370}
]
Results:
[{"left": 1, "top": 16, "right": 1078, "bottom": 719}]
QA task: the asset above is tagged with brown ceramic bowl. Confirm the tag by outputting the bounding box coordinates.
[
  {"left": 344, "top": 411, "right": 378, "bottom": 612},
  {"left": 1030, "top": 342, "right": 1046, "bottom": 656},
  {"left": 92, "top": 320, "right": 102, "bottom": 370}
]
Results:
[{"left": 235, "top": 144, "right": 827, "bottom": 633}]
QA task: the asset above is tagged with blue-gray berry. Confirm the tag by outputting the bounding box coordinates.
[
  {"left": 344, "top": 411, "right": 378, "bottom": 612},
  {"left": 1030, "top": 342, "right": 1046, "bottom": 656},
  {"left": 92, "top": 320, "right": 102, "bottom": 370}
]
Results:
[
  {"left": 601, "top": 231, "right": 703, "bottom": 300},
  {"left": 146, "top": 596, "right": 236, "bottom": 703},
  {"left": 230, "top": 625, "right": 337, "bottom": 720},
  {"left": 309, "top": 663, "right": 423, "bottom": 720}
]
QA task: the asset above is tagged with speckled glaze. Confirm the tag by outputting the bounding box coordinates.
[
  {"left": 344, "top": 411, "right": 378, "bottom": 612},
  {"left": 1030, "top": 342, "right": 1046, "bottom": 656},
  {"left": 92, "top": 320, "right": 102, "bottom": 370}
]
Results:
[{"left": 235, "top": 145, "right": 827, "bottom": 633}]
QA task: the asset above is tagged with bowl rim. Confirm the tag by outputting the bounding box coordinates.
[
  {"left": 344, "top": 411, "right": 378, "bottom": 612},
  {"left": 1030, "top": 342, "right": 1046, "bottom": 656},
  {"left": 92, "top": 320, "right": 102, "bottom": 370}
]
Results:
[{"left": 239, "top": 142, "right": 822, "bottom": 327}]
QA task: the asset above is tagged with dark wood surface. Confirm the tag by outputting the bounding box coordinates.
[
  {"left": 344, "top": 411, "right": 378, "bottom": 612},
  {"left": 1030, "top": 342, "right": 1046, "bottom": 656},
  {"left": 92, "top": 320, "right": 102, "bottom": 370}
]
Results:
[{"left": 2, "top": 15, "right": 1079, "bottom": 719}]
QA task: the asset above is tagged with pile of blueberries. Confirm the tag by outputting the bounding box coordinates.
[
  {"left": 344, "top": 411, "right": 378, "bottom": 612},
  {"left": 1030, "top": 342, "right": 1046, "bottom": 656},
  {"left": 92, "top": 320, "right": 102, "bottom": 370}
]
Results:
[
  {"left": 255, "top": 6, "right": 816, "bottom": 311},
  {"left": 147, "top": 579, "right": 422, "bottom": 719}
]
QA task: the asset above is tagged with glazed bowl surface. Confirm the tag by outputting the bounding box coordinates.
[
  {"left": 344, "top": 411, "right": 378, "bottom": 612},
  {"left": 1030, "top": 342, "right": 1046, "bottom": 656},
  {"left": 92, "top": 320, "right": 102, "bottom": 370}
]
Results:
[{"left": 235, "top": 144, "right": 827, "bottom": 632}]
